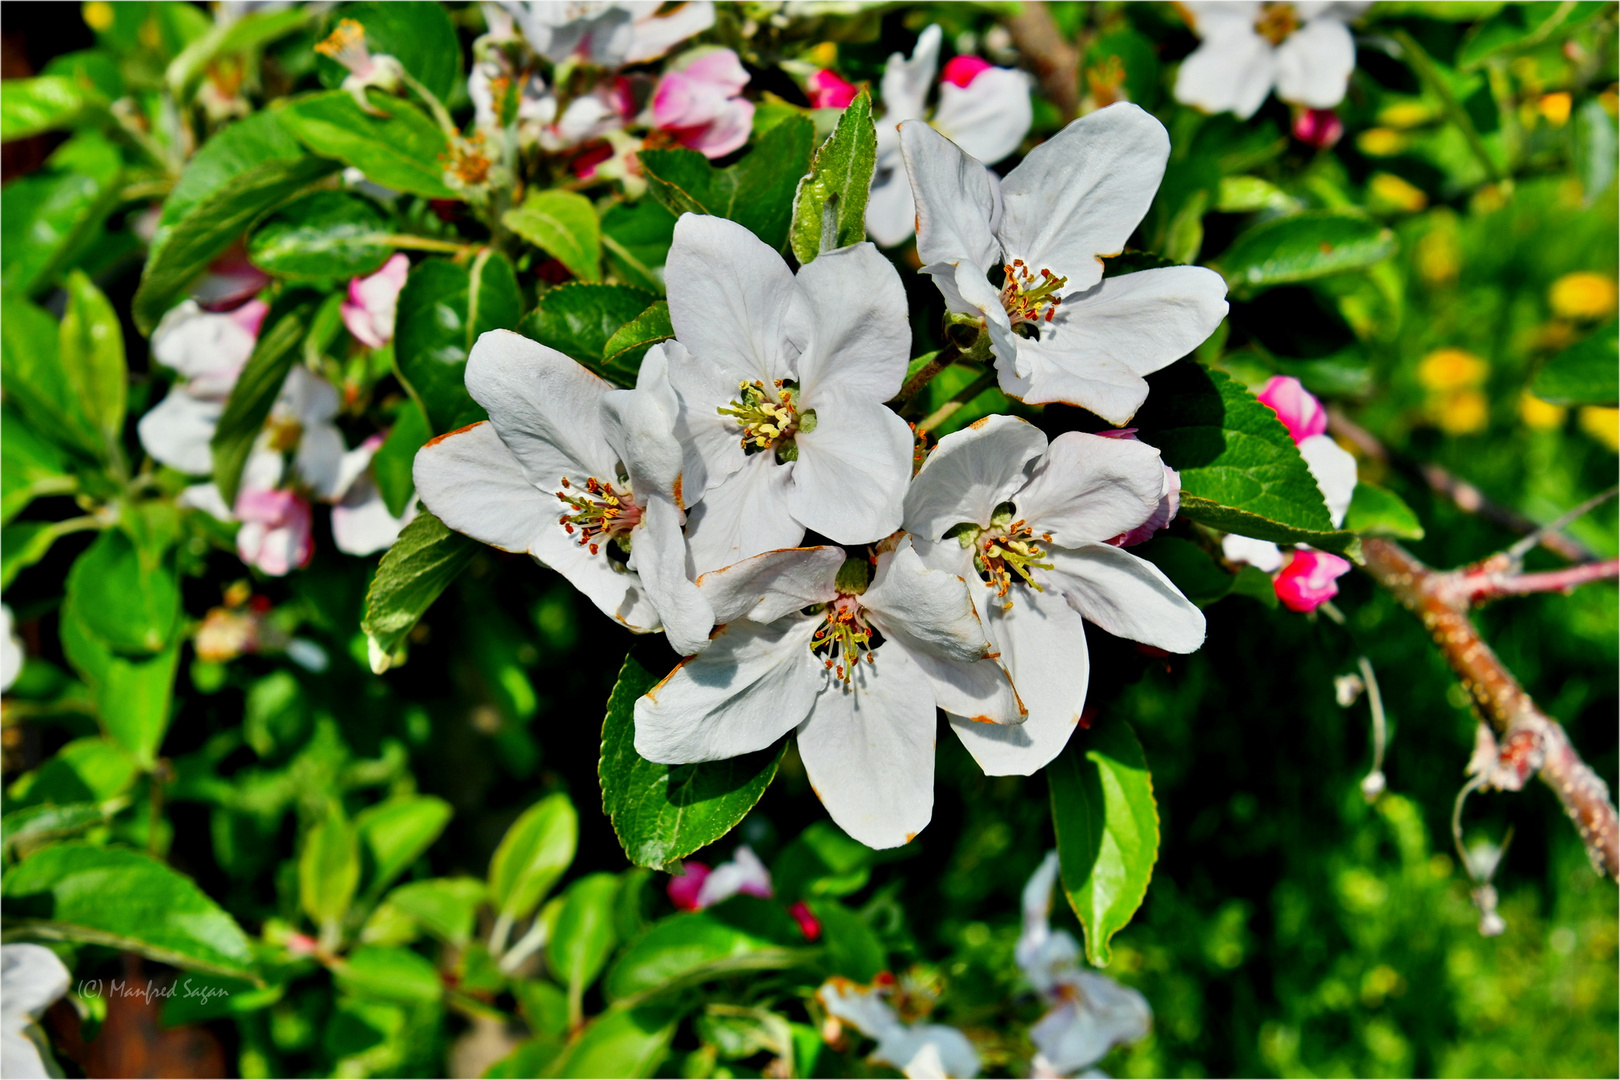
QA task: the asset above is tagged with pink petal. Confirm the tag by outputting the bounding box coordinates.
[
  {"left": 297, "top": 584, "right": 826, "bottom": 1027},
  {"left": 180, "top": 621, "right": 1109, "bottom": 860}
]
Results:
[
  {"left": 228, "top": 298, "right": 270, "bottom": 338},
  {"left": 667, "top": 862, "right": 712, "bottom": 911},
  {"left": 941, "top": 55, "right": 993, "bottom": 88},
  {"left": 790, "top": 901, "right": 822, "bottom": 941},
  {"left": 1273, "top": 548, "right": 1351, "bottom": 612},
  {"left": 234, "top": 490, "right": 313, "bottom": 576},
  {"left": 675, "top": 97, "right": 755, "bottom": 159},
  {"left": 1256, "top": 376, "right": 1328, "bottom": 444},
  {"left": 678, "top": 47, "right": 749, "bottom": 97},
  {"left": 808, "top": 69, "right": 859, "bottom": 109},
  {"left": 1292, "top": 107, "right": 1343, "bottom": 149}
]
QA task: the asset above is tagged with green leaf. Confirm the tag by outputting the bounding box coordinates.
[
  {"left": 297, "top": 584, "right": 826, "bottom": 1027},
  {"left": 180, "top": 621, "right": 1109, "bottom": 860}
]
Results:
[
  {"left": 135, "top": 154, "right": 337, "bottom": 334},
  {"left": 300, "top": 802, "right": 361, "bottom": 933},
  {"left": 518, "top": 283, "right": 658, "bottom": 385},
  {"left": 1, "top": 75, "right": 104, "bottom": 142},
  {"left": 3, "top": 843, "right": 257, "bottom": 980},
  {"left": 1531, "top": 319, "right": 1618, "bottom": 406},
  {"left": 604, "top": 905, "right": 807, "bottom": 1002},
  {"left": 599, "top": 652, "right": 785, "bottom": 870},
  {"left": 58, "top": 599, "right": 179, "bottom": 769},
  {"left": 771, "top": 821, "right": 875, "bottom": 902},
  {"left": 1216, "top": 210, "right": 1396, "bottom": 296},
  {"left": 2, "top": 298, "right": 100, "bottom": 457},
  {"left": 278, "top": 90, "right": 455, "bottom": 200},
  {"left": 489, "top": 793, "right": 579, "bottom": 924},
  {"left": 1, "top": 802, "right": 112, "bottom": 857},
  {"left": 334, "top": 945, "right": 444, "bottom": 1006},
  {"left": 385, "top": 877, "right": 486, "bottom": 946},
  {"left": 210, "top": 302, "right": 311, "bottom": 506},
  {"left": 248, "top": 190, "right": 394, "bottom": 280},
  {"left": 806, "top": 898, "right": 884, "bottom": 981},
  {"left": 361, "top": 511, "right": 478, "bottom": 673},
  {"left": 64, "top": 529, "right": 179, "bottom": 655},
  {"left": 601, "top": 200, "right": 676, "bottom": 293},
  {"left": 1572, "top": 99, "right": 1617, "bottom": 208},
  {"left": 356, "top": 795, "right": 453, "bottom": 899},
  {"left": 158, "top": 110, "right": 305, "bottom": 232},
  {"left": 1, "top": 411, "right": 75, "bottom": 526},
  {"left": 790, "top": 88, "right": 877, "bottom": 265},
  {"left": 639, "top": 115, "right": 816, "bottom": 251},
  {"left": 544, "top": 1003, "right": 680, "bottom": 1079},
  {"left": 394, "top": 251, "right": 522, "bottom": 433},
  {"left": 314, "top": 2, "right": 462, "bottom": 103},
  {"left": 1134, "top": 362, "right": 1359, "bottom": 557},
  {"left": 372, "top": 399, "right": 431, "bottom": 518},
  {"left": 6, "top": 737, "right": 137, "bottom": 809},
  {"left": 1132, "top": 536, "right": 1236, "bottom": 607},
  {"left": 1, "top": 134, "right": 122, "bottom": 299},
  {"left": 1048, "top": 721, "right": 1159, "bottom": 967},
  {"left": 165, "top": 5, "right": 315, "bottom": 97},
  {"left": 547, "top": 873, "right": 622, "bottom": 1007},
  {"left": 59, "top": 271, "right": 126, "bottom": 453},
  {"left": 504, "top": 190, "right": 603, "bottom": 283},
  {"left": 1343, "top": 483, "right": 1426, "bottom": 541},
  {"left": 601, "top": 302, "right": 674, "bottom": 383}
]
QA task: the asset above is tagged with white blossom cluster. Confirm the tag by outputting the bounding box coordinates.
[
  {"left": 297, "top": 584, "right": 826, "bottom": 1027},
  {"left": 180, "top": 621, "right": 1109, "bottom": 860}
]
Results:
[{"left": 415, "top": 103, "right": 1230, "bottom": 849}]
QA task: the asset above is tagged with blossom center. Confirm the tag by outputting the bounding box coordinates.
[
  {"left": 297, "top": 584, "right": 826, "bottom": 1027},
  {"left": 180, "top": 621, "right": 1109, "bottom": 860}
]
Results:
[
  {"left": 718, "top": 380, "right": 818, "bottom": 463},
  {"left": 315, "top": 19, "right": 374, "bottom": 77},
  {"left": 1000, "top": 260, "right": 1068, "bottom": 339},
  {"left": 1254, "top": 3, "right": 1299, "bottom": 46},
  {"left": 950, "top": 503, "right": 1054, "bottom": 607},
  {"left": 555, "top": 476, "right": 641, "bottom": 558},
  {"left": 812, "top": 594, "right": 875, "bottom": 685}
]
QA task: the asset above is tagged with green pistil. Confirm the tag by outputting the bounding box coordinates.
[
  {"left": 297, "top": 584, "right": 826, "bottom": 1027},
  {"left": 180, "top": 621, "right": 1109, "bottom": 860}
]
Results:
[
  {"left": 1000, "top": 259, "right": 1069, "bottom": 329},
  {"left": 718, "top": 379, "right": 801, "bottom": 455}
]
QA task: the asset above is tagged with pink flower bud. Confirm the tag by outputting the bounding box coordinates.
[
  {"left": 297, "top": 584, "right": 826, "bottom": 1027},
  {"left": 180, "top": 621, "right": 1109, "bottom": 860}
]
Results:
[
  {"left": 941, "top": 55, "right": 993, "bottom": 89},
  {"left": 790, "top": 900, "right": 822, "bottom": 941},
  {"left": 1273, "top": 548, "right": 1351, "bottom": 612},
  {"left": 667, "top": 861, "right": 712, "bottom": 911},
  {"left": 807, "top": 69, "right": 858, "bottom": 109},
  {"left": 1256, "top": 376, "right": 1327, "bottom": 445},
  {"left": 234, "top": 488, "right": 314, "bottom": 577},
  {"left": 1292, "top": 107, "right": 1343, "bottom": 150}
]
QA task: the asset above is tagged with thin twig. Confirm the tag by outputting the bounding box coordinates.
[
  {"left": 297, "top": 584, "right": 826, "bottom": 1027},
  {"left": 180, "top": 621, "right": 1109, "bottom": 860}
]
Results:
[
  {"left": 917, "top": 370, "right": 998, "bottom": 434},
  {"left": 1503, "top": 485, "right": 1618, "bottom": 561},
  {"left": 1357, "top": 656, "right": 1388, "bottom": 802},
  {"left": 1327, "top": 407, "right": 1598, "bottom": 563},
  {"left": 1360, "top": 538, "right": 1619, "bottom": 877},
  {"left": 893, "top": 344, "right": 962, "bottom": 411}
]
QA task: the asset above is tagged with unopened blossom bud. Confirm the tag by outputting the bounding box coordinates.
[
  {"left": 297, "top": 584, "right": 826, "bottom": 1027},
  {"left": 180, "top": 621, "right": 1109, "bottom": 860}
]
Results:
[
  {"left": 1293, "top": 107, "right": 1343, "bottom": 149},
  {"left": 1273, "top": 548, "right": 1351, "bottom": 612},
  {"left": 235, "top": 488, "right": 314, "bottom": 577},
  {"left": 1256, "top": 376, "right": 1327, "bottom": 444},
  {"left": 940, "top": 55, "right": 993, "bottom": 88},
  {"left": 807, "top": 69, "right": 858, "bottom": 109},
  {"left": 667, "top": 861, "right": 711, "bottom": 911},
  {"left": 790, "top": 901, "right": 822, "bottom": 941}
]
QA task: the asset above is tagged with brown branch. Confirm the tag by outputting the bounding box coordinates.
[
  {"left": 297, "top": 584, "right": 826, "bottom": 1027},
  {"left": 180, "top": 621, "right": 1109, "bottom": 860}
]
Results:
[
  {"left": 1457, "top": 557, "right": 1620, "bottom": 604},
  {"left": 1004, "top": 1, "right": 1080, "bottom": 121},
  {"left": 1360, "top": 538, "right": 1619, "bottom": 877},
  {"left": 1327, "top": 408, "right": 1598, "bottom": 564}
]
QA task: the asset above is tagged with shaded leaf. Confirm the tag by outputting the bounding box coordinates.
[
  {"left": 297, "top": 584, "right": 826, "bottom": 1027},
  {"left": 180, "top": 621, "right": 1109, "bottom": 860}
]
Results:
[
  {"left": 211, "top": 301, "right": 312, "bottom": 506},
  {"left": 394, "top": 251, "right": 522, "bottom": 433},
  {"left": 790, "top": 88, "right": 877, "bottom": 265},
  {"left": 2, "top": 134, "right": 122, "bottom": 299},
  {"left": 334, "top": 945, "right": 444, "bottom": 1006},
  {"left": 1531, "top": 319, "right": 1618, "bottom": 406},
  {"left": 639, "top": 116, "right": 815, "bottom": 251},
  {"left": 278, "top": 90, "right": 455, "bottom": 200},
  {"left": 248, "top": 190, "right": 394, "bottom": 280},
  {"left": 1, "top": 298, "right": 101, "bottom": 458},
  {"left": 518, "top": 283, "right": 657, "bottom": 385},
  {"left": 361, "top": 511, "right": 478, "bottom": 672},
  {"left": 601, "top": 199, "right": 676, "bottom": 292}
]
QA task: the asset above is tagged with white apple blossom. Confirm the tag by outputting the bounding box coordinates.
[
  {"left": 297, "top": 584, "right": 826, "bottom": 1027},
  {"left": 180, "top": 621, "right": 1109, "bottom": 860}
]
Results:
[
  {"left": 413, "top": 331, "right": 712, "bottom": 654},
  {"left": 1018, "top": 853, "right": 1152, "bottom": 1078},
  {"left": 491, "top": 1, "right": 714, "bottom": 67},
  {"left": 1, "top": 605, "right": 23, "bottom": 692},
  {"left": 663, "top": 214, "right": 915, "bottom": 574},
  {"left": 634, "top": 540, "right": 1021, "bottom": 849},
  {"left": 1, "top": 944, "right": 70, "bottom": 1080},
  {"left": 138, "top": 299, "right": 267, "bottom": 475},
  {"left": 903, "top": 416, "right": 1205, "bottom": 776},
  {"left": 901, "top": 104, "right": 1230, "bottom": 425},
  {"left": 818, "top": 976, "right": 980, "bottom": 1079},
  {"left": 867, "top": 24, "right": 1033, "bottom": 248},
  {"left": 331, "top": 435, "right": 419, "bottom": 557},
  {"left": 1174, "top": 2, "right": 1372, "bottom": 120},
  {"left": 341, "top": 254, "right": 409, "bottom": 350}
]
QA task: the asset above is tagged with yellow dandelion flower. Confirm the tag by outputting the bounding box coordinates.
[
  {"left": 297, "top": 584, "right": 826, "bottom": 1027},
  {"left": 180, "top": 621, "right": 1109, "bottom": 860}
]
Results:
[
  {"left": 1549, "top": 272, "right": 1618, "bottom": 321},
  {"left": 1417, "top": 348, "right": 1489, "bottom": 392}
]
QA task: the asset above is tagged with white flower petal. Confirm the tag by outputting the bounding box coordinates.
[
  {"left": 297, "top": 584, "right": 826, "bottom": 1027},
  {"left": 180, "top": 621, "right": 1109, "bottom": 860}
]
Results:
[
  {"left": 1031, "top": 973, "right": 1152, "bottom": 1075},
  {"left": 1174, "top": 27, "right": 1275, "bottom": 120},
  {"left": 996, "top": 103, "right": 1169, "bottom": 291},
  {"left": 151, "top": 300, "right": 256, "bottom": 381},
  {"left": 1274, "top": 17, "right": 1355, "bottom": 109},
  {"left": 600, "top": 382, "right": 684, "bottom": 502},
  {"left": 1221, "top": 533, "right": 1286, "bottom": 572},
  {"left": 791, "top": 243, "right": 910, "bottom": 403},
  {"left": 625, "top": 0, "right": 714, "bottom": 63},
  {"left": 296, "top": 420, "right": 347, "bottom": 502},
  {"left": 1182, "top": 1, "right": 1263, "bottom": 34},
  {"left": 903, "top": 414, "right": 1047, "bottom": 544},
  {"left": 1047, "top": 542, "right": 1206, "bottom": 652},
  {"left": 995, "top": 337, "right": 1150, "bottom": 425},
  {"left": 901, "top": 121, "right": 1003, "bottom": 272},
  {"left": 796, "top": 644, "right": 936, "bottom": 849},
  {"left": 466, "top": 329, "right": 617, "bottom": 487},
  {"left": 697, "top": 545, "right": 842, "bottom": 625},
  {"left": 692, "top": 843, "right": 771, "bottom": 907},
  {"left": 933, "top": 67, "right": 1033, "bottom": 166},
  {"left": 1, "top": 606, "right": 22, "bottom": 692},
  {"left": 948, "top": 583, "right": 1091, "bottom": 775},
  {"left": 412, "top": 421, "right": 554, "bottom": 555},
  {"left": 178, "top": 482, "right": 233, "bottom": 521},
  {"left": 880, "top": 23, "right": 941, "bottom": 129},
  {"left": 906, "top": 649, "right": 1024, "bottom": 726},
  {"left": 683, "top": 452, "right": 805, "bottom": 576},
  {"left": 138, "top": 389, "right": 222, "bottom": 475},
  {"left": 633, "top": 618, "right": 821, "bottom": 762},
  {"left": 331, "top": 475, "right": 413, "bottom": 556},
  {"left": 865, "top": 155, "right": 918, "bottom": 248},
  {"left": 787, "top": 397, "right": 913, "bottom": 545},
  {"left": 667, "top": 337, "right": 747, "bottom": 495},
  {"left": 666, "top": 214, "right": 798, "bottom": 387},
  {"left": 1012, "top": 431, "right": 1166, "bottom": 547},
  {"left": 629, "top": 495, "right": 714, "bottom": 656},
  {"left": 1297, "top": 434, "right": 1357, "bottom": 528},
  {"left": 877, "top": 1024, "right": 982, "bottom": 1080},
  {"left": 862, "top": 541, "right": 994, "bottom": 665},
  {"left": 1, "top": 943, "right": 69, "bottom": 1043},
  {"left": 1052, "top": 266, "right": 1229, "bottom": 378}
]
